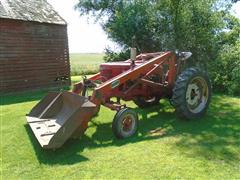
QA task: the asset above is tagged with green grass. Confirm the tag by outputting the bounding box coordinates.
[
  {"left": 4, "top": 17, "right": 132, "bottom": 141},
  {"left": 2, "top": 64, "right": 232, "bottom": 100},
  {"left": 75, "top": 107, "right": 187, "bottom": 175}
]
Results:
[
  {"left": 1, "top": 79, "right": 240, "bottom": 179},
  {"left": 70, "top": 53, "right": 104, "bottom": 76}
]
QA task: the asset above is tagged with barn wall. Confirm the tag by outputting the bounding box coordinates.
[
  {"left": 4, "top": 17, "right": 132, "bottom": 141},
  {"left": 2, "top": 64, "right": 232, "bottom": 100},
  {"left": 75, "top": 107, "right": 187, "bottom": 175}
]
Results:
[{"left": 0, "top": 19, "right": 70, "bottom": 93}]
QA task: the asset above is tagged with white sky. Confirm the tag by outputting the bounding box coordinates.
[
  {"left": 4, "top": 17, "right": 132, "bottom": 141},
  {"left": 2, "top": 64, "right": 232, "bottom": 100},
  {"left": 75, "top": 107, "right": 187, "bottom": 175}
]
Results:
[
  {"left": 47, "top": 0, "right": 116, "bottom": 53},
  {"left": 47, "top": 0, "right": 240, "bottom": 53}
]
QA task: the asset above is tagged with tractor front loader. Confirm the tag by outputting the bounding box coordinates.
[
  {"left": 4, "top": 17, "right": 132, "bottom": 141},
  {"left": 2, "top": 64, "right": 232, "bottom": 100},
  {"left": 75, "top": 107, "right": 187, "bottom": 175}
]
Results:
[{"left": 26, "top": 51, "right": 211, "bottom": 149}]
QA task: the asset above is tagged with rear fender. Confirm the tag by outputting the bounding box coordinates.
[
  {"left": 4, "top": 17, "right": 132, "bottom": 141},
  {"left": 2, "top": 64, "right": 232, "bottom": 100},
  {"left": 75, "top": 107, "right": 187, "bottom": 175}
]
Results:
[
  {"left": 176, "top": 52, "right": 192, "bottom": 76},
  {"left": 177, "top": 52, "right": 192, "bottom": 61}
]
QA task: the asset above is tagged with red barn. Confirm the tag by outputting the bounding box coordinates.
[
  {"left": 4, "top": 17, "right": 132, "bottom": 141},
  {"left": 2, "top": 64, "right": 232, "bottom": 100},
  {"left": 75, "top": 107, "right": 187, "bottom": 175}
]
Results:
[{"left": 0, "top": 0, "right": 70, "bottom": 93}]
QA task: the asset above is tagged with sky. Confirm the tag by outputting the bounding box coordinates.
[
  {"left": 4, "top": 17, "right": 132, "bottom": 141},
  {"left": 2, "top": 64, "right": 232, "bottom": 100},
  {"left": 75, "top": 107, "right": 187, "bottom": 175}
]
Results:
[
  {"left": 47, "top": 0, "right": 116, "bottom": 53},
  {"left": 47, "top": 0, "right": 240, "bottom": 53}
]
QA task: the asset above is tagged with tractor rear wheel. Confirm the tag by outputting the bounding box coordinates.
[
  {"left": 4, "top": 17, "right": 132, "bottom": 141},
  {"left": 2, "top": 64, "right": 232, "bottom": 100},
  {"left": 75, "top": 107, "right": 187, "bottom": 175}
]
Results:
[
  {"left": 112, "top": 108, "right": 138, "bottom": 139},
  {"left": 134, "top": 96, "right": 160, "bottom": 108},
  {"left": 171, "top": 67, "right": 211, "bottom": 119}
]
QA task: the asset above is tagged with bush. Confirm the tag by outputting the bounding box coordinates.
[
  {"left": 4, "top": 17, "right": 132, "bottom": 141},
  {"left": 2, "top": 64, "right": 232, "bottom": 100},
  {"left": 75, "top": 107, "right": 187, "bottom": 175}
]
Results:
[
  {"left": 209, "top": 40, "right": 240, "bottom": 96},
  {"left": 104, "top": 48, "right": 130, "bottom": 62}
]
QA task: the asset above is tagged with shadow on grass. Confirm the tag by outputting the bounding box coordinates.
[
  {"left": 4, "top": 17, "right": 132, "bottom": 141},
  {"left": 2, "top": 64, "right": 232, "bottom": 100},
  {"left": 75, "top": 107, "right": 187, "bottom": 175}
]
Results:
[
  {"left": 1, "top": 91, "right": 44, "bottom": 106},
  {"left": 25, "top": 124, "right": 89, "bottom": 165},
  {"left": 172, "top": 95, "right": 240, "bottom": 164},
  {"left": 0, "top": 87, "right": 70, "bottom": 106},
  {"left": 25, "top": 95, "right": 239, "bottom": 165}
]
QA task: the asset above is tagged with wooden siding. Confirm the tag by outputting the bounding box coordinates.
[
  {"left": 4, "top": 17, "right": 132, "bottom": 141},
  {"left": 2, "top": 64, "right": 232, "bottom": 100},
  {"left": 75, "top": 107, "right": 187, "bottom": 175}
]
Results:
[{"left": 0, "top": 19, "right": 70, "bottom": 93}]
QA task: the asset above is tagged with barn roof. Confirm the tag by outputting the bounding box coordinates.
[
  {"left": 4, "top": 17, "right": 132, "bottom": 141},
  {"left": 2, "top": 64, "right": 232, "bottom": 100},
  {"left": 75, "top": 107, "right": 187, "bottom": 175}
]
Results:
[{"left": 0, "top": 0, "right": 66, "bottom": 25}]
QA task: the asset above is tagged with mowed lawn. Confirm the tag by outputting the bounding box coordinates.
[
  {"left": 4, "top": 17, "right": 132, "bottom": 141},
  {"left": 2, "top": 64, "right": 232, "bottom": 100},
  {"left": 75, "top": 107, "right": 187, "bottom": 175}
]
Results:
[
  {"left": 70, "top": 53, "right": 104, "bottom": 75},
  {"left": 1, "top": 79, "right": 240, "bottom": 179}
]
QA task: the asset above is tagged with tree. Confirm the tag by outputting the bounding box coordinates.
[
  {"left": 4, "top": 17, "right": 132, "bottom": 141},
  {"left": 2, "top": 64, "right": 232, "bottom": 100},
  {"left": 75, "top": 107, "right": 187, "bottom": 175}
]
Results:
[
  {"left": 209, "top": 14, "right": 240, "bottom": 95},
  {"left": 76, "top": 0, "right": 235, "bottom": 63}
]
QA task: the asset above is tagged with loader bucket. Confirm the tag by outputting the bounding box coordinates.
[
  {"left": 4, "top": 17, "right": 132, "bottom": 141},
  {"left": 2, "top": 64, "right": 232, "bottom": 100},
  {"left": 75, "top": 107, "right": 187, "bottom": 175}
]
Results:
[{"left": 26, "top": 92, "right": 97, "bottom": 149}]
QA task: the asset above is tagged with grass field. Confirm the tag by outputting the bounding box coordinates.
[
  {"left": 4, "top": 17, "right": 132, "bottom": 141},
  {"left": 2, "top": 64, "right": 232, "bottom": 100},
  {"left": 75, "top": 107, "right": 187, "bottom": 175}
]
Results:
[
  {"left": 1, "top": 78, "right": 240, "bottom": 179},
  {"left": 70, "top": 53, "right": 104, "bottom": 75}
]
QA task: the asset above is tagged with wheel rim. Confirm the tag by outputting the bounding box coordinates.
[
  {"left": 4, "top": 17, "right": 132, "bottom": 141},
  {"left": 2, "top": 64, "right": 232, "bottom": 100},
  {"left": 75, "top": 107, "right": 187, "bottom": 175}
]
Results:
[
  {"left": 121, "top": 114, "right": 135, "bottom": 135},
  {"left": 186, "top": 76, "right": 209, "bottom": 113}
]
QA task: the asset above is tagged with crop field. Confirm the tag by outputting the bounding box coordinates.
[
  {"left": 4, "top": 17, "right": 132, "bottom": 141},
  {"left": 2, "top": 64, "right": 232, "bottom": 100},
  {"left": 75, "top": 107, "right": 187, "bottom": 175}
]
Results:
[{"left": 70, "top": 53, "right": 104, "bottom": 76}]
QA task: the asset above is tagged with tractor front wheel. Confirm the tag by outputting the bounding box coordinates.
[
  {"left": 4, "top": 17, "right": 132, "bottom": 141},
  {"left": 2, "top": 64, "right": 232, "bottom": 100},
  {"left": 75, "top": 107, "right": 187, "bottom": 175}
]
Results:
[
  {"left": 171, "top": 67, "right": 211, "bottom": 119},
  {"left": 112, "top": 108, "right": 138, "bottom": 139}
]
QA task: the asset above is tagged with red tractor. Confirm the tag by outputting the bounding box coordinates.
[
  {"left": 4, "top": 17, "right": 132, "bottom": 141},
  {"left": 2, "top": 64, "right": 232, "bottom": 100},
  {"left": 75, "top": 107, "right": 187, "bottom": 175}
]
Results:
[{"left": 26, "top": 50, "right": 211, "bottom": 149}]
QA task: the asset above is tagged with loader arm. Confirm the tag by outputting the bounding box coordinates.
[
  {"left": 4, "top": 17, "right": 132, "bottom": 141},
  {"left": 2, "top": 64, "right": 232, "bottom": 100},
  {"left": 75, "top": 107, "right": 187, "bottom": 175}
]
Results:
[{"left": 90, "top": 51, "right": 177, "bottom": 105}]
